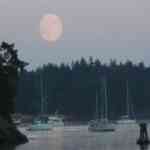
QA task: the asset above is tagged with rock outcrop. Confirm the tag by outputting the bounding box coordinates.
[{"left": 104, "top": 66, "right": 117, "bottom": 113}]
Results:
[{"left": 0, "top": 116, "right": 28, "bottom": 145}]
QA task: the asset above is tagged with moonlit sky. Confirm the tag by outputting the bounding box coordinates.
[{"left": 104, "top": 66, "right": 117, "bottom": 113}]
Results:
[{"left": 0, "top": 0, "right": 150, "bottom": 69}]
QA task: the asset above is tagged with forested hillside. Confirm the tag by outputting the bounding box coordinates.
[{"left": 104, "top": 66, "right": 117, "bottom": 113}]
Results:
[{"left": 16, "top": 58, "right": 150, "bottom": 120}]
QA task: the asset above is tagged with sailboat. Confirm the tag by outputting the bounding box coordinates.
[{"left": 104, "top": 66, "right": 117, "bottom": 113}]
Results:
[
  {"left": 88, "top": 77, "right": 115, "bottom": 132},
  {"left": 27, "top": 72, "right": 52, "bottom": 131},
  {"left": 48, "top": 110, "right": 64, "bottom": 128},
  {"left": 117, "top": 81, "right": 136, "bottom": 124}
]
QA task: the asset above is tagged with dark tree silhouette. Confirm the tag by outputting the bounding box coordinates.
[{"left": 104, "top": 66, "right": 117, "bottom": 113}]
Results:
[{"left": 0, "top": 41, "right": 27, "bottom": 122}]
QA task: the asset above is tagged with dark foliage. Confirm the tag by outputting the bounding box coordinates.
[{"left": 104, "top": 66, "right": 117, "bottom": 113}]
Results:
[
  {"left": 16, "top": 57, "right": 150, "bottom": 121},
  {"left": 0, "top": 41, "right": 27, "bottom": 120}
]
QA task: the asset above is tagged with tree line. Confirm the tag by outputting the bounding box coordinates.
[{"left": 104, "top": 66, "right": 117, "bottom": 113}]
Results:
[{"left": 16, "top": 57, "right": 150, "bottom": 121}]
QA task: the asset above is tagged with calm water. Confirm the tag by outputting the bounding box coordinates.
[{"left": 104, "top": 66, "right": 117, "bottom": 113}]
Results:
[{"left": 5, "top": 124, "right": 150, "bottom": 150}]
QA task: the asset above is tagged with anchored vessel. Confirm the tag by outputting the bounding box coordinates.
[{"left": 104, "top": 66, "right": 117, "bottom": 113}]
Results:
[
  {"left": 27, "top": 117, "right": 52, "bottom": 131},
  {"left": 27, "top": 73, "right": 52, "bottom": 131},
  {"left": 117, "top": 81, "right": 136, "bottom": 124},
  {"left": 48, "top": 114, "right": 64, "bottom": 127},
  {"left": 88, "top": 77, "right": 115, "bottom": 132}
]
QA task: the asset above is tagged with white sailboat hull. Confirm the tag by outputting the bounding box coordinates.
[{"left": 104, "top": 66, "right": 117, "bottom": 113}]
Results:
[
  {"left": 88, "top": 125, "right": 115, "bottom": 132},
  {"left": 48, "top": 116, "right": 64, "bottom": 127},
  {"left": 117, "top": 115, "right": 136, "bottom": 124},
  {"left": 48, "top": 121, "right": 64, "bottom": 127},
  {"left": 117, "top": 119, "right": 136, "bottom": 124},
  {"left": 88, "top": 120, "right": 115, "bottom": 132},
  {"left": 27, "top": 123, "right": 52, "bottom": 131}
]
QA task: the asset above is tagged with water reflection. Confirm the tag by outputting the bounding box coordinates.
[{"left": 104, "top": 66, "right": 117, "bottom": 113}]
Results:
[
  {"left": 16, "top": 125, "right": 150, "bottom": 150},
  {"left": 0, "top": 144, "right": 15, "bottom": 150},
  {"left": 139, "top": 145, "right": 149, "bottom": 150}
]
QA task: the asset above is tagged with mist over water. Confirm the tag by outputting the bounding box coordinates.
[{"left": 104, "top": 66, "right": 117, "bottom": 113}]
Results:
[{"left": 12, "top": 125, "right": 150, "bottom": 150}]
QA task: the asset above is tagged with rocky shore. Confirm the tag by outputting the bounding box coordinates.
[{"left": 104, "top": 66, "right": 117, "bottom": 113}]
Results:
[{"left": 0, "top": 116, "right": 28, "bottom": 145}]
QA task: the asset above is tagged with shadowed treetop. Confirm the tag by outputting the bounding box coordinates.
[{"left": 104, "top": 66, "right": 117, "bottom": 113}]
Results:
[{"left": 0, "top": 41, "right": 28, "bottom": 118}]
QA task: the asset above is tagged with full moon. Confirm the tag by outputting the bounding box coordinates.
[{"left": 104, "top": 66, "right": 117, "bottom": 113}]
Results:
[{"left": 40, "top": 14, "right": 63, "bottom": 42}]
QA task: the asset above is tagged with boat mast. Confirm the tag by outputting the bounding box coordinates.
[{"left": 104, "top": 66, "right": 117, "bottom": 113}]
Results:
[
  {"left": 40, "top": 71, "right": 44, "bottom": 115},
  {"left": 126, "top": 80, "right": 130, "bottom": 117},
  {"left": 104, "top": 78, "right": 108, "bottom": 120},
  {"left": 95, "top": 89, "right": 99, "bottom": 119},
  {"left": 101, "top": 77, "right": 108, "bottom": 120}
]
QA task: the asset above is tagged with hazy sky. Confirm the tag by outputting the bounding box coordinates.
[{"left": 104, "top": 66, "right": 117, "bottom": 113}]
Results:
[{"left": 0, "top": 0, "right": 150, "bottom": 69}]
